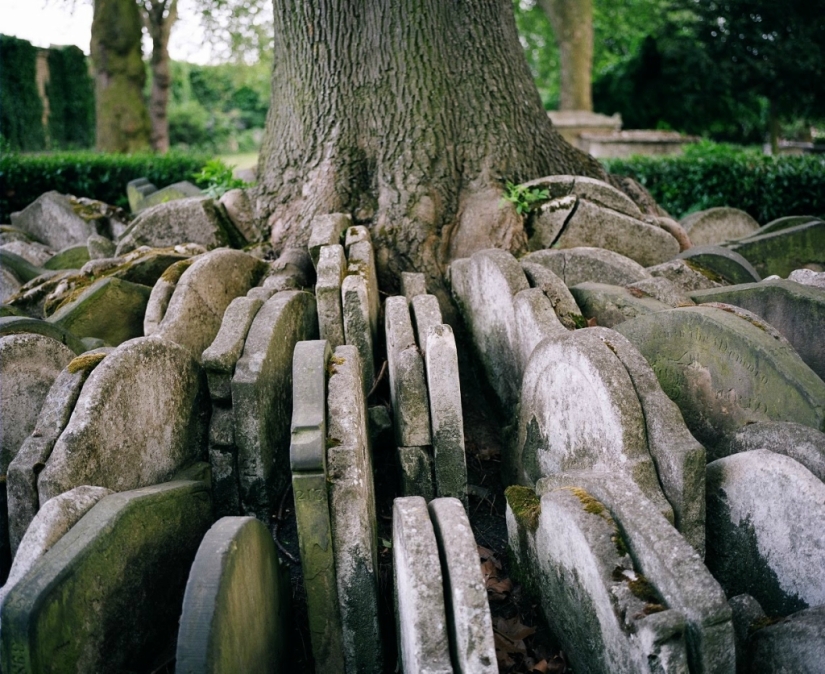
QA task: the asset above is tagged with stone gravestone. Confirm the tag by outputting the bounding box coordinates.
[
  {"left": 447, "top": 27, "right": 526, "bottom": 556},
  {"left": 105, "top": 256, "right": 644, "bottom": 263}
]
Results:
[
  {"left": 37, "top": 337, "right": 210, "bottom": 505},
  {"left": 0, "top": 480, "right": 213, "bottom": 674},
  {"left": 616, "top": 306, "right": 825, "bottom": 455},
  {"left": 570, "top": 282, "right": 671, "bottom": 328},
  {"left": 143, "top": 257, "right": 196, "bottom": 336},
  {"left": 746, "top": 605, "right": 825, "bottom": 674},
  {"left": 308, "top": 213, "right": 351, "bottom": 268},
  {"left": 347, "top": 236, "right": 380, "bottom": 339},
  {"left": 647, "top": 258, "right": 721, "bottom": 294},
  {"left": 7, "top": 351, "right": 108, "bottom": 554},
  {"left": 677, "top": 246, "right": 761, "bottom": 285},
  {"left": 725, "top": 220, "right": 825, "bottom": 278},
  {"left": 725, "top": 421, "right": 825, "bottom": 482},
  {"left": 520, "top": 261, "right": 585, "bottom": 329},
  {"left": 315, "top": 244, "right": 347, "bottom": 349},
  {"left": 506, "top": 484, "right": 689, "bottom": 674},
  {"left": 10, "top": 192, "right": 101, "bottom": 251},
  {"left": 680, "top": 207, "right": 760, "bottom": 246},
  {"left": 0, "top": 316, "right": 86, "bottom": 354},
  {"left": 706, "top": 450, "right": 825, "bottom": 617},
  {"left": 176, "top": 516, "right": 290, "bottom": 674},
  {"left": 513, "top": 289, "right": 567, "bottom": 372},
  {"left": 410, "top": 293, "right": 442, "bottom": 357},
  {"left": 341, "top": 273, "right": 375, "bottom": 395},
  {"left": 233, "top": 291, "right": 317, "bottom": 519},
  {"left": 326, "top": 345, "right": 383, "bottom": 673},
  {"left": 289, "top": 340, "right": 345, "bottom": 670},
  {"left": 393, "top": 496, "right": 452, "bottom": 674},
  {"left": 523, "top": 247, "right": 650, "bottom": 287}
]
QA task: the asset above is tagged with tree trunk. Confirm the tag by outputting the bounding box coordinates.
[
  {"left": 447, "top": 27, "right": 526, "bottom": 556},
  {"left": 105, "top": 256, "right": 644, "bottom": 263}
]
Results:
[
  {"left": 538, "top": 0, "right": 593, "bottom": 111},
  {"left": 141, "top": 0, "right": 178, "bottom": 153},
  {"left": 91, "top": 0, "right": 151, "bottom": 152},
  {"left": 257, "top": 0, "right": 605, "bottom": 292}
]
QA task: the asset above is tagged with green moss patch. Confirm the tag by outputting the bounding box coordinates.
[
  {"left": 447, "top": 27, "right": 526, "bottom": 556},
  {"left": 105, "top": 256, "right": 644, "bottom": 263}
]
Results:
[
  {"left": 505, "top": 485, "right": 541, "bottom": 531},
  {"left": 67, "top": 352, "right": 107, "bottom": 374}
]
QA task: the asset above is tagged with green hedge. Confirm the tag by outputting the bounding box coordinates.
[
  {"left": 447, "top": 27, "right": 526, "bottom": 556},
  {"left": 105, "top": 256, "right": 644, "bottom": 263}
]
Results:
[
  {"left": 47, "top": 46, "right": 95, "bottom": 150},
  {"left": 0, "top": 36, "right": 45, "bottom": 152},
  {"left": 604, "top": 144, "right": 825, "bottom": 224},
  {"left": 0, "top": 151, "right": 210, "bottom": 221}
]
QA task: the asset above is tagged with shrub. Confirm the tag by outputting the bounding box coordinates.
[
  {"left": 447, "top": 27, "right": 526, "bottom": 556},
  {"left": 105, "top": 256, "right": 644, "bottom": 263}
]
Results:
[
  {"left": 46, "top": 46, "right": 95, "bottom": 150},
  {"left": 604, "top": 142, "right": 825, "bottom": 223},
  {"left": 0, "top": 150, "right": 210, "bottom": 221},
  {"left": 0, "top": 35, "right": 45, "bottom": 152}
]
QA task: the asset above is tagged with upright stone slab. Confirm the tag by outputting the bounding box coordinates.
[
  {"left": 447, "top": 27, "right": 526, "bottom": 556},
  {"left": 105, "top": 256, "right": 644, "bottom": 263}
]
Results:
[
  {"left": 315, "top": 244, "right": 346, "bottom": 348},
  {"left": 341, "top": 273, "right": 375, "bottom": 394},
  {"left": 126, "top": 177, "right": 157, "bottom": 212},
  {"left": 176, "top": 517, "right": 290, "bottom": 674},
  {"left": 538, "top": 473, "right": 732, "bottom": 674},
  {"left": 506, "top": 485, "right": 689, "bottom": 674},
  {"left": 726, "top": 421, "right": 825, "bottom": 482},
  {"left": 0, "top": 316, "right": 86, "bottom": 354},
  {"left": 385, "top": 296, "right": 431, "bottom": 448},
  {"left": 627, "top": 276, "right": 694, "bottom": 308},
  {"left": 449, "top": 249, "right": 529, "bottom": 412},
  {"left": 428, "top": 498, "right": 497, "bottom": 674},
  {"left": 512, "top": 329, "right": 673, "bottom": 522},
  {"left": 0, "top": 267, "right": 20, "bottom": 303},
  {"left": 7, "top": 351, "right": 108, "bottom": 554},
  {"left": 0, "top": 249, "right": 46, "bottom": 283},
  {"left": 523, "top": 247, "right": 650, "bottom": 287},
  {"left": 233, "top": 291, "right": 318, "bottom": 519},
  {"left": 397, "top": 446, "right": 435, "bottom": 501},
  {"left": 347, "top": 239, "right": 380, "bottom": 338},
  {"left": 425, "top": 325, "right": 468, "bottom": 503},
  {"left": 570, "top": 282, "right": 671, "bottom": 328},
  {"left": 0, "top": 480, "right": 213, "bottom": 674},
  {"left": 747, "top": 605, "right": 825, "bottom": 674},
  {"left": 616, "top": 306, "right": 825, "bottom": 454},
  {"left": 725, "top": 220, "right": 825, "bottom": 278},
  {"left": 400, "top": 272, "right": 427, "bottom": 300},
  {"left": 513, "top": 289, "right": 566, "bottom": 385},
  {"left": 393, "top": 497, "right": 452, "bottom": 674},
  {"left": 142, "top": 257, "right": 197, "bottom": 336},
  {"left": 680, "top": 207, "right": 760, "bottom": 246},
  {"left": 758, "top": 215, "right": 821, "bottom": 236},
  {"left": 37, "top": 337, "right": 210, "bottom": 504},
  {"left": 42, "top": 244, "right": 90, "bottom": 270},
  {"left": 410, "top": 294, "right": 442, "bottom": 357},
  {"left": 527, "top": 194, "right": 577, "bottom": 251},
  {"left": 678, "top": 246, "right": 761, "bottom": 285},
  {"left": 706, "top": 450, "right": 825, "bottom": 617},
  {"left": 308, "top": 213, "right": 351, "bottom": 267},
  {"left": 520, "top": 261, "right": 585, "bottom": 329},
  {"left": 132, "top": 180, "right": 203, "bottom": 213},
  {"left": 326, "top": 345, "right": 383, "bottom": 674},
  {"left": 9, "top": 192, "right": 100, "bottom": 250},
  {"left": 647, "top": 259, "right": 721, "bottom": 293},
  {"left": 290, "top": 340, "right": 345, "bottom": 669},
  {"left": 156, "top": 249, "right": 267, "bottom": 360},
  {"left": 690, "top": 279, "right": 825, "bottom": 381}
]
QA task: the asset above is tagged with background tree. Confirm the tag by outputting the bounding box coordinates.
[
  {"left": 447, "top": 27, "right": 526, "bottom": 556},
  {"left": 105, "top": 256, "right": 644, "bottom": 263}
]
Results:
[
  {"left": 139, "top": 0, "right": 179, "bottom": 152},
  {"left": 91, "top": 0, "right": 151, "bottom": 152},
  {"left": 537, "top": 0, "right": 593, "bottom": 111},
  {"left": 256, "top": 0, "right": 611, "bottom": 295}
]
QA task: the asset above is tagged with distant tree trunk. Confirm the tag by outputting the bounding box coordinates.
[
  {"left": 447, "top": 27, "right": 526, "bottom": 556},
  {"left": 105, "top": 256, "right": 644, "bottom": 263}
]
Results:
[
  {"left": 538, "top": 0, "right": 593, "bottom": 111},
  {"left": 91, "top": 0, "right": 151, "bottom": 152},
  {"left": 257, "top": 0, "right": 606, "bottom": 292},
  {"left": 141, "top": 0, "right": 178, "bottom": 153}
]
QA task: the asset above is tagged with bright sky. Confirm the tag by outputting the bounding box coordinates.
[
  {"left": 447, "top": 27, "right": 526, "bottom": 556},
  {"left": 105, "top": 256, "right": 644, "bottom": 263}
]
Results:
[{"left": 0, "top": 0, "right": 214, "bottom": 64}]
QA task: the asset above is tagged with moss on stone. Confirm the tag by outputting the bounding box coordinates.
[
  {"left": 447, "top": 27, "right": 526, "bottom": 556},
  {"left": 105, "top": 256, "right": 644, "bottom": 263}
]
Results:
[
  {"left": 67, "top": 351, "right": 107, "bottom": 374},
  {"left": 567, "top": 486, "right": 606, "bottom": 516},
  {"left": 160, "top": 258, "right": 195, "bottom": 284},
  {"left": 748, "top": 615, "right": 782, "bottom": 634},
  {"left": 505, "top": 485, "right": 541, "bottom": 531}
]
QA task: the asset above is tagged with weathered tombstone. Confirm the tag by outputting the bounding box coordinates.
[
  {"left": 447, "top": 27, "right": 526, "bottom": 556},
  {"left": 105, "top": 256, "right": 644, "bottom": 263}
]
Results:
[
  {"left": 347, "top": 241, "right": 380, "bottom": 339},
  {"left": 0, "top": 480, "right": 213, "bottom": 674},
  {"left": 326, "top": 345, "right": 383, "bottom": 673},
  {"left": 689, "top": 279, "right": 825, "bottom": 381},
  {"left": 746, "top": 605, "right": 825, "bottom": 674},
  {"left": 131, "top": 180, "right": 203, "bottom": 213},
  {"left": 219, "top": 189, "right": 260, "bottom": 243},
  {"left": 410, "top": 294, "right": 442, "bottom": 357},
  {"left": 10, "top": 192, "right": 101, "bottom": 250},
  {"left": 616, "top": 306, "right": 825, "bottom": 454},
  {"left": 0, "top": 240, "right": 53, "bottom": 267},
  {"left": 680, "top": 207, "right": 760, "bottom": 246},
  {"left": 86, "top": 233, "right": 115, "bottom": 260},
  {"left": 0, "top": 249, "right": 46, "bottom": 283},
  {"left": 42, "top": 244, "right": 90, "bottom": 270},
  {"left": 400, "top": 271, "right": 427, "bottom": 300},
  {"left": 393, "top": 496, "right": 452, "bottom": 674},
  {"left": 647, "top": 258, "right": 721, "bottom": 293},
  {"left": 115, "top": 197, "right": 245, "bottom": 255},
  {"left": 677, "top": 246, "right": 761, "bottom": 285},
  {"left": 0, "top": 316, "right": 86, "bottom": 354},
  {"left": 706, "top": 450, "right": 825, "bottom": 616},
  {"left": 232, "top": 291, "right": 318, "bottom": 519},
  {"left": 757, "top": 215, "right": 821, "bottom": 236},
  {"left": 428, "top": 497, "right": 497, "bottom": 673},
  {"left": 512, "top": 329, "right": 674, "bottom": 522},
  {"left": 627, "top": 276, "right": 695, "bottom": 308},
  {"left": 513, "top": 288, "right": 566, "bottom": 374},
  {"left": 449, "top": 249, "right": 528, "bottom": 412},
  {"left": 0, "top": 267, "right": 20, "bottom": 303},
  {"left": 315, "top": 244, "right": 346, "bottom": 348},
  {"left": 37, "top": 337, "right": 210, "bottom": 504},
  {"left": 570, "top": 282, "right": 671, "bottom": 327},
  {"left": 520, "top": 260, "right": 585, "bottom": 329},
  {"left": 537, "top": 472, "right": 732, "bottom": 674},
  {"left": 7, "top": 351, "right": 109, "bottom": 554},
  {"left": 47, "top": 276, "right": 152, "bottom": 346},
  {"left": 267, "top": 247, "right": 315, "bottom": 291},
  {"left": 341, "top": 273, "right": 375, "bottom": 395},
  {"left": 290, "top": 340, "right": 345, "bottom": 669},
  {"left": 143, "top": 257, "right": 197, "bottom": 336},
  {"left": 523, "top": 247, "right": 650, "bottom": 287},
  {"left": 725, "top": 220, "right": 825, "bottom": 278},
  {"left": 528, "top": 194, "right": 576, "bottom": 250},
  {"left": 176, "top": 517, "right": 290, "bottom": 674},
  {"left": 506, "top": 485, "right": 689, "bottom": 674},
  {"left": 725, "top": 421, "right": 825, "bottom": 482},
  {"left": 520, "top": 175, "right": 643, "bottom": 218},
  {"left": 789, "top": 268, "right": 825, "bottom": 290},
  {"left": 155, "top": 249, "right": 267, "bottom": 360},
  {"left": 425, "top": 325, "right": 468, "bottom": 503},
  {"left": 308, "top": 213, "right": 351, "bottom": 267},
  {"left": 126, "top": 177, "right": 157, "bottom": 213}
]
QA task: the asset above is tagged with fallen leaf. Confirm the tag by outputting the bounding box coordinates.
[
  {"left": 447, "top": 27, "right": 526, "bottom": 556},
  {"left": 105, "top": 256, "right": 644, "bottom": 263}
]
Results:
[{"left": 587, "top": 316, "right": 598, "bottom": 327}]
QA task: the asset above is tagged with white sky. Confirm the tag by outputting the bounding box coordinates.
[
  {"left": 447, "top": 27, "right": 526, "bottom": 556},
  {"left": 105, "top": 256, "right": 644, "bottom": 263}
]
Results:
[{"left": 0, "top": 0, "right": 214, "bottom": 64}]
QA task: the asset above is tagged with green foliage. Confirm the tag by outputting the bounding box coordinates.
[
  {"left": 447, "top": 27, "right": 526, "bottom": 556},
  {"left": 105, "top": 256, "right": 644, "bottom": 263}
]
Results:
[
  {"left": 0, "top": 150, "right": 210, "bottom": 221},
  {"left": 500, "top": 181, "right": 550, "bottom": 215},
  {"left": 604, "top": 143, "right": 825, "bottom": 223},
  {"left": 46, "top": 46, "right": 95, "bottom": 150},
  {"left": 193, "top": 158, "right": 250, "bottom": 197},
  {"left": 0, "top": 35, "right": 45, "bottom": 152}
]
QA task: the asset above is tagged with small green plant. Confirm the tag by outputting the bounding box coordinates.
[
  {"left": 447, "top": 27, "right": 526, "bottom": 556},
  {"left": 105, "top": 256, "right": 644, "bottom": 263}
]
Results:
[
  {"left": 193, "top": 158, "right": 251, "bottom": 198},
  {"left": 499, "top": 181, "right": 550, "bottom": 215}
]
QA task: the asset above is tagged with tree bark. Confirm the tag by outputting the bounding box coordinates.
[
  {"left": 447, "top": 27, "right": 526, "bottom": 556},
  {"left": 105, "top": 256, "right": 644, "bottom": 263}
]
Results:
[
  {"left": 538, "top": 0, "right": 593, "bottom": 111},
  {"left": 257, "top": 0, "right": 605, "bottom": 291},
  {"left": 141, "top": 0, "right": 178, "bottom": 153},
  {"left": 91, "top": 0, "right": 151, "bottom": 152}
]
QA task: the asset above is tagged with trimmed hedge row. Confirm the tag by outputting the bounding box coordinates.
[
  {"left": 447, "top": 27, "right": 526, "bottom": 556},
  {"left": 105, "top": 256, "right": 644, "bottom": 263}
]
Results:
[
  {"left": 0, "top": 36, "right": 45, "bottom": 152},
  {"left": 0, "top": 151, "right": 210, "bottom": 221},
  {"left": 604, "top": 147, "right": 825, "bottom": 224}
]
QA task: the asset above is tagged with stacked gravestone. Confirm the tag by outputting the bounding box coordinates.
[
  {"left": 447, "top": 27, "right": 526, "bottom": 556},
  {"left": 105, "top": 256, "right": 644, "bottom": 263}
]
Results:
[
  {"left": 290, "top": 340, "right": 383, "bottom": 672},
  {"left": 724, "top": 220, "right": 825, "bottom": 278}
]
